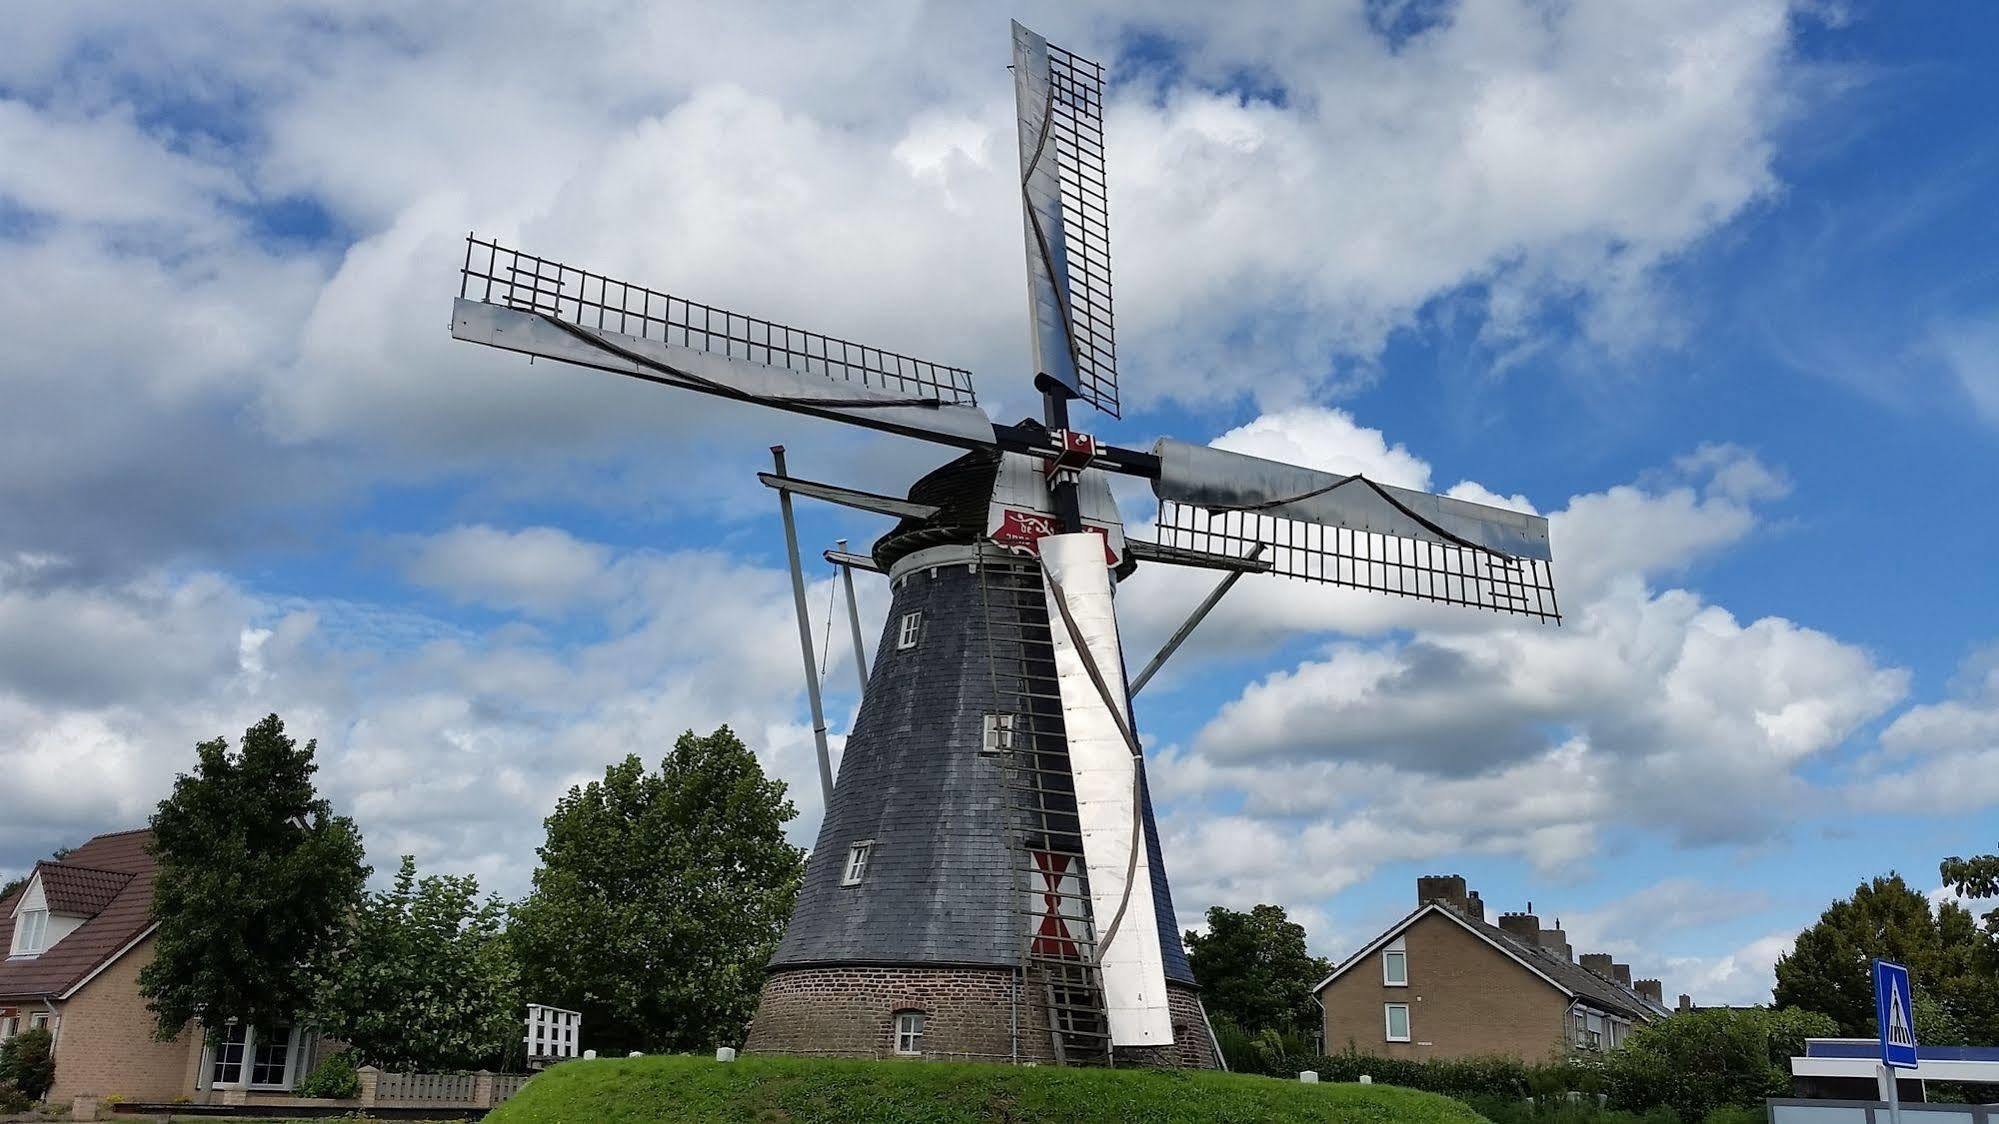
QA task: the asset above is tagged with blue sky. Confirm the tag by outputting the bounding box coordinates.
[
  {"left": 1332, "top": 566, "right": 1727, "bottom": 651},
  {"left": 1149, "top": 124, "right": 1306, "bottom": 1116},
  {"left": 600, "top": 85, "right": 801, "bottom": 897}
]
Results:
[{"left": 1, "top": 0, "right": 1995, "bottom": 1005}]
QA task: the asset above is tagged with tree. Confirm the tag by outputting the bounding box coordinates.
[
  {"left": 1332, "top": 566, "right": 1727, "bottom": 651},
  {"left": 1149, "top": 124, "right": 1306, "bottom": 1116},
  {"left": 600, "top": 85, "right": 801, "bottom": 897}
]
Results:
[
  {"left": 510, "top": 727, "right": 805, "bottom": 1054},
  {"left": 1941, "top": 845, "right": 1999, "bottom": 933},
  {"left": 0, "top": 1026, "right": 56, "bottom": 1102},
  {"left": 1183, "top": 903, "right": 1333, "bottom": 1039},
  {"left": 1772, "top": 872, "right": 1998, "bottom": 1044},
  {"left": 1605, "top": 1007, "right": 1838, "bottom": 1121},
  {"left": 312, "top": 856, "right": 521, "bottom": 1070},
  {"left": 139, "top": 714, "right": 370, "bottom": 1037}
]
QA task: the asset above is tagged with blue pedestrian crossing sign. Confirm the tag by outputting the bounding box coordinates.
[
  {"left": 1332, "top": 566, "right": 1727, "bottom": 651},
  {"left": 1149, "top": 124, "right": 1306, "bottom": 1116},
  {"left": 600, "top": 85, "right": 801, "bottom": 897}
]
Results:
[{"left": 1874, "top": 958, "right": 1919, "bottom": 1069}]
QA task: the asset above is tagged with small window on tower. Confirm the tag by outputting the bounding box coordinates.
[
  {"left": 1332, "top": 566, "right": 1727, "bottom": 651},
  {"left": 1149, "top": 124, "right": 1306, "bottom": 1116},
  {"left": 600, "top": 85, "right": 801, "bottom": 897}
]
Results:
[
  {"left": 893, "top": 1010, "right": 925, "bottom": 1055},
  {"left": 982, "top": 712, "right": 1016, "bottom": 755},
  {"left": 897, "top": 611, "right": 923, "bottom": 650},
  {"left": 841, "top": 840, "right": 873, "bottom": 886}
]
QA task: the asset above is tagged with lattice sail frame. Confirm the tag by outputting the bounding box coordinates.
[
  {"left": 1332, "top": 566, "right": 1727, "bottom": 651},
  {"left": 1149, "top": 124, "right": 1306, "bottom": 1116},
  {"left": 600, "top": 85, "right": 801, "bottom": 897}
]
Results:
[
  {"left": 1153, "top": 501, "right": 1562, "bottom": 621},
  {"left": 1013, "top": 23, "right": 1119, "bottom": 417},
  {"left": 460, "top": 235, "right": 978, "bottom": 406}
]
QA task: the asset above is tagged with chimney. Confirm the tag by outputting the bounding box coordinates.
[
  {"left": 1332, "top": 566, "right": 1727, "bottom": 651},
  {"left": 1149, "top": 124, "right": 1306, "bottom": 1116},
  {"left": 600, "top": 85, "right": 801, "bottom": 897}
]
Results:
[
  {"left": 1466, "top": 890, "right": 1486, "bottom": 922},
  {"left": 1536, "top": 926, "right": 1572, "bottom": 962},
  {"left": 1498, "top": 911, "right": 1541, "bottom": 942},
  {"left": 1635, "top": 980, "right": 1664, "bottom": 1005},
  {"left": 1678, "top": 994, "right": 1693, "bottom": 1013},
  {"left": 1580, "top": 953, "right": 1615, "bottom": 978},
  {"left": 1416, "top": 874, "right": 1469, "bottom": 914},
  {"left": 1612, "top": 964, "right": 1632, "bottom": 988}
]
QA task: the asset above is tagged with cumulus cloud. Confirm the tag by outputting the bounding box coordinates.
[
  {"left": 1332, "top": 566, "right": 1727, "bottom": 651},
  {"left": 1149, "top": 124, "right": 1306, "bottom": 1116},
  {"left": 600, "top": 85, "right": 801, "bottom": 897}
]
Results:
[
  {"left": 0, "top": 535, "right": 871, "bottom": 892},
  {"left": 1861, "top": 646, "right": 1999, "bottom": 813},
  {"left": 0, "top": 0, "right": 1815, "bottom": 575}
]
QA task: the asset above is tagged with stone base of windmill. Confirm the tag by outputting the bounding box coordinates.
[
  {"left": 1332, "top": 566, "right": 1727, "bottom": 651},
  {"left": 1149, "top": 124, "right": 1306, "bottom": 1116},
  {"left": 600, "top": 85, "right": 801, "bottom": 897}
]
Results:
[{"left": 743, "top": 965, "right": 1217, "bottom": 1068}]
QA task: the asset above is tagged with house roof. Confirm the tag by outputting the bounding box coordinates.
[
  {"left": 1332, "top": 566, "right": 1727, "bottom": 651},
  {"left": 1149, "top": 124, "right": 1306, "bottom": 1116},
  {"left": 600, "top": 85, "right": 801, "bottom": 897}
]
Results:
[
  {"left": 0, "top": 828, "right": 158, "bottom": 1002},
  {"left": 36, "top": 862, "right": 135, "bottom": 916},
  {"left": 1314, "top": 902, "right": 1667, "bottom": 1023}
]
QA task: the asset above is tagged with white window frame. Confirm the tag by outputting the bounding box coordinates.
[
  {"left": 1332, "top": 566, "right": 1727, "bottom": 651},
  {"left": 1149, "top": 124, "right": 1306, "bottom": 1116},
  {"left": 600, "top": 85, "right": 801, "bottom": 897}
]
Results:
[
  {"left": 0, "top": 1015, "right": 17, "bottom": 1041},
  {"left": 11, "top": 908, "right": 48, "bottom": 957},
  {"left": 896, "top": 611, "right": 923, "bottom": 650},
  {"left": 1382, "top": 936, "right": 1407, "bottom": 987},
  {"left": 841, "top": 840, "right": 873, "bottom": 886},
  {"left": 893, "top": 1010, "right": 925, "bottom": 1056},
  {"left": 1384, "top": 1003, "right": 1411, "bottom": 1043},
  {"left": 982, "top": 712, "right": 1016, "bottom": 755}
]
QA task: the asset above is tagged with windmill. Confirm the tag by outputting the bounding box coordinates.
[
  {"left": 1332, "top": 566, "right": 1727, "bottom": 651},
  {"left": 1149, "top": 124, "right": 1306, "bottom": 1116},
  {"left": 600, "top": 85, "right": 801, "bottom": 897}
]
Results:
[{"left": 447, "top": 20, "right": 1559, "bottom": 1068}]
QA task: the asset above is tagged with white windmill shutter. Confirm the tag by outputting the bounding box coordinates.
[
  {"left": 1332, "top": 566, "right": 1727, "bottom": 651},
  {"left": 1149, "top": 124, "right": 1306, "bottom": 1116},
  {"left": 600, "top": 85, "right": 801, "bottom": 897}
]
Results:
[{"left": 1038, "top": 532, "right": 1173, "bottom": 1046}]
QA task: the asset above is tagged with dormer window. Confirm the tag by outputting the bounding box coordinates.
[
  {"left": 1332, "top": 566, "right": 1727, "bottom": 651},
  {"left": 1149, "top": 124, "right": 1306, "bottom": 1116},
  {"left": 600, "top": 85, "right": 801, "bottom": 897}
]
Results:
[{"left": 11, "top": 909, "right": 48, "bottom": 956}]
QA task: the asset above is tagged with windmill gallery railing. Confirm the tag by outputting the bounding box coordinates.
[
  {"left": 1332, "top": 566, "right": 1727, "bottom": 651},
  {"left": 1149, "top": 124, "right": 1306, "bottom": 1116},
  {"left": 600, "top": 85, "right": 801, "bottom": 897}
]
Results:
[{"left": 460, "top": 235, "right": 980, "bottom": 406}]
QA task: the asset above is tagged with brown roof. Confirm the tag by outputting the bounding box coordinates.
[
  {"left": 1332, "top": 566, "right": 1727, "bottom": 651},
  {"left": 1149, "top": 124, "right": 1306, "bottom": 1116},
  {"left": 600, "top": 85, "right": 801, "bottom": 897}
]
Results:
[
  {"left": 0, "top": 828, "right": 158, "bottom": 1001},
  {"left": 36, "top": 862, "right": 134, "bottom": 916}
]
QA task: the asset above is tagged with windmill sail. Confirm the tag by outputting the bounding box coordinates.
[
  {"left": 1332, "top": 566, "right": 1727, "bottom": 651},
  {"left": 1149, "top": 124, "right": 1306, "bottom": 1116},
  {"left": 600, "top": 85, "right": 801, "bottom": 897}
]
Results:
[
  {"left": 1149, "top": 438, "right": 1561, "bottom": 621},
  {"left": 1012, "top": 22, "right": 1119, "bottom": 417},
  {"left": 453, "top": 236, "right": 995, "bottom": 448},
  {"left": 1039, "top": 532, "right": 1174, "bottom": 1046}
]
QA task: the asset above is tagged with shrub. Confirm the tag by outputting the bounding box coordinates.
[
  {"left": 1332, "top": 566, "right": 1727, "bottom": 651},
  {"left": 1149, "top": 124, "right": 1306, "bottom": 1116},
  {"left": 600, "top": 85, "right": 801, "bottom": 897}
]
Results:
[
  {"left": 1602, "top": 1007, "right": 1838, "bottom": 1121},
  {"left": 0, "top": 1026, "right": 55, "bottom": 1101},
  {"left": 0, "top": 1081, "right": 30, "bottom": 1113},
  {"left": 295, "top": 1048, "right": 362, "bottom": 1099}
]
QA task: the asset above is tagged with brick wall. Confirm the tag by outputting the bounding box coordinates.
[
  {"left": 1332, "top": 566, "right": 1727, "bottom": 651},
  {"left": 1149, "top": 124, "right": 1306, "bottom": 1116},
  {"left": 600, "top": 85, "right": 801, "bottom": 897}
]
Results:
[
  {"left": 1318, "top": 912, "right": 1569, "bottom": 1062},
  {"left": 747, "top": 966, "right": 1217, "bottom": 1068},
  {"left": 46, "top": 934, "right": 200, "bottom": 1103}
]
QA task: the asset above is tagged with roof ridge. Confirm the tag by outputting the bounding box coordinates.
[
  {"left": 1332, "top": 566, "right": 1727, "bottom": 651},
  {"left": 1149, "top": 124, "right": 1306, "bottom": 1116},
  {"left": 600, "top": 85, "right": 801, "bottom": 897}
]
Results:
[
  {"left": 37, "top": 860, "right": 137, "bottom": 879},
  {"left": 77, "top": 826, "right": 153, "bottom": 841}
]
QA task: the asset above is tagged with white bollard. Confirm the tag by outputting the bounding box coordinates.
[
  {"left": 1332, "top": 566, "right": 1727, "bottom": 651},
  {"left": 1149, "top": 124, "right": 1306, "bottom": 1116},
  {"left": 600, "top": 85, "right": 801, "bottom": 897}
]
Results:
[
  {"left": 582, "top": 1049, "right": 597, "bottom": 1060},
  {"left": 715, "top": 1047, "right": 738, "bottom": 1062},
  {"left": 1298, "top": 1071, "right": 1319, "bottom": 1084},
  {"left": 1359, "top": 1074, "right": 1372, "bottom": 1084},
  {"left": 629, "top": 1051, "right": 644, "bottom": 1058}
]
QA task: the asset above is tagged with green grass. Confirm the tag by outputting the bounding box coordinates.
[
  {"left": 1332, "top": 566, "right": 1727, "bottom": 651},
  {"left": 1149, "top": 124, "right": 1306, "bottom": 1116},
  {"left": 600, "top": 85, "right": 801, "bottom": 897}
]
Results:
[{"left": 485, "top": 1054, "right": 1493, "bottom": 1124}]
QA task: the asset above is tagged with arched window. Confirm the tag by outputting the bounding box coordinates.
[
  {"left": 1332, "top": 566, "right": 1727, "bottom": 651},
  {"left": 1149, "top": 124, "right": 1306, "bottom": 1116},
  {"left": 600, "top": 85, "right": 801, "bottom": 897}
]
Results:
[{"left": 892, "top": 1010, "right": 926, "bottom": 1056}]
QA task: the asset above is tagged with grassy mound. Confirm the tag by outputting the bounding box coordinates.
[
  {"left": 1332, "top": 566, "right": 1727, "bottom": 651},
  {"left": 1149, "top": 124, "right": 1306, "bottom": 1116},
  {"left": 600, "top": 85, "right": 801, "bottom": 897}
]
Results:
[{"left": 486, "top": 1054, "right": 1491, "bottom": 1123}]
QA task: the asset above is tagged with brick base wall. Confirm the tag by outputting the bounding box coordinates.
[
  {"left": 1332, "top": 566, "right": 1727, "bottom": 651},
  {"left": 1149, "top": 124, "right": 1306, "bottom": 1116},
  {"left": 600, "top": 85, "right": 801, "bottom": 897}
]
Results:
[{"left": 745, "top": 966, "right": 1217, "bottom": 1068}]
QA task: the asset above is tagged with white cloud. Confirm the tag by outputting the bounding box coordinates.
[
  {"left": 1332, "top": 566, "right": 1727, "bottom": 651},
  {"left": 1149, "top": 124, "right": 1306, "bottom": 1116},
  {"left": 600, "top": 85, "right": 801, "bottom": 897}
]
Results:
[
  {"left": 1862, "top": 647, "right": 1999, "bottom": 813},
  {"left": 1932, "top": 313, "right": 1999, "bottom": 427},
  {"left": 0, "top": 535, "right": 870, "bottom": 893}
]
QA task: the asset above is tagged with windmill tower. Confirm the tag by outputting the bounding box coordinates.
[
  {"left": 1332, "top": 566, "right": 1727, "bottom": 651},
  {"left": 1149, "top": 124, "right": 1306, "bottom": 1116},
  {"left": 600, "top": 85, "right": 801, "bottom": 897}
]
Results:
[{"left": 447, "top": 21, "right": 1561, "bottom": 1068}]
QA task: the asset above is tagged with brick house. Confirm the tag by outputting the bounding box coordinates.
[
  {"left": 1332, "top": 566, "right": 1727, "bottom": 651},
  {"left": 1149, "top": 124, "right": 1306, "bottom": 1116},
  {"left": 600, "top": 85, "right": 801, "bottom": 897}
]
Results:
[
  {"left": 1315, "top": 875, "right": 1672, "bottom": 1062},
  {"left": 0, "top": 828, "right": 328, "bottom": 1105}
]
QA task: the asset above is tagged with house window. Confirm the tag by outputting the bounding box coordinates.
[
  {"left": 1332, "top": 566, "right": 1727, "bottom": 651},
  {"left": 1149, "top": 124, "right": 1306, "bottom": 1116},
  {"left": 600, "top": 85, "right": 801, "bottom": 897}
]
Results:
[
  {"left": 210, "top": 1024, "right": 249, "bottom": 1087},
  {"left": 251, "top": 1025, "right": 295, "bottom": 1087},
  {"left": 1382, "top": 938, "right": 1407, "bottom": 986},
  {"left": 11, "top": 909, "right": 48, "bottom": 956},
  {"left": 0, "top": 1016, "right": 17, "bottom": 1040},
  {"left": 1384, "top": 1003, "right": 1410, "bottom": 1042},
  {"left": 982, "top": 712, "right": 1016, "bottom": 755},
  {"left": 842, "top": 841, "right": 873, "bottom": 886},
  {"left": 896, "top": 611, "right": 923, "bottom": 650},
  {"left": 894, "top": 1010, "right": 925, "bottom": 1055},
  {"left": 28, "top": 1012, "right": 49, "bottom": 1030}
]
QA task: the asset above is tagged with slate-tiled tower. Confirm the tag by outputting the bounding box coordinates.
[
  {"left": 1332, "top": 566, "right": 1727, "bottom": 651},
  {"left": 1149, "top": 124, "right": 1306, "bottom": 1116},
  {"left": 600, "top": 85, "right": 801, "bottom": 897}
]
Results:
[{"left": 745, "top": 452, "right": 1216, "bottom": 1067}]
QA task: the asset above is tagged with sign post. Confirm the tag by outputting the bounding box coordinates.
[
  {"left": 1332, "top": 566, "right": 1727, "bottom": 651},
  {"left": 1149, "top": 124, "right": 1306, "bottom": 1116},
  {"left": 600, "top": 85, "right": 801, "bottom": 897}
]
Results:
[{"left": 1873, "top": 958, "right": 1919, "bottom": 1124}]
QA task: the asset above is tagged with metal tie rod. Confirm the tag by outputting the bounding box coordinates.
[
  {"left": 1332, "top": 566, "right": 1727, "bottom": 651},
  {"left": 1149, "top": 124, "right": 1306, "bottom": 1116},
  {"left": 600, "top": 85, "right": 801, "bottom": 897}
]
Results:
[
  {"left": 1129, "top": 543, "right": 1264, "bottom": 697},
  {"left": 771, "top": 446, "right": 835, "bottom": 807}
]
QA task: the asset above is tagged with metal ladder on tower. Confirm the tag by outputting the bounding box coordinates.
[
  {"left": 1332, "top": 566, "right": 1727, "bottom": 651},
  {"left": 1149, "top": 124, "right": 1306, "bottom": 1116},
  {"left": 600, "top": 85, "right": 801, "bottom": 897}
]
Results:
[{"left": 978, "top": 552, "right": 1115, "bottom": 1066}]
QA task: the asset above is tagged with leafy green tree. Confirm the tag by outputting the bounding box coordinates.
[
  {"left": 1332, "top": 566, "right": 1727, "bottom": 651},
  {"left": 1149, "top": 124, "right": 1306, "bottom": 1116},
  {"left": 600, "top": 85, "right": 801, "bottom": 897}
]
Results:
[
  {"left": 1772, "top": 870, "right": 1999, "bottom": 1045},
  {"left": 1941, "top": 845, "right": 1999, "bottom": 932},
  {"left": 139, "top": 715, "right": 370, "bottom": 1037},
  {"left": 1183, "top": 903, "right": 1333, "bottom": 1039},
  {"left": 0, "top": 1026, "right": 56, "bottom": 1101},
  {"left": 511, "top": 727, "right": 805, "bottom": 1054},
  {"left": 312, "top": 856, "right": 521, "bottom": 1070},
  {"left": 1604, "top": 1007, "right": 1837, "bottom": 1122}
]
